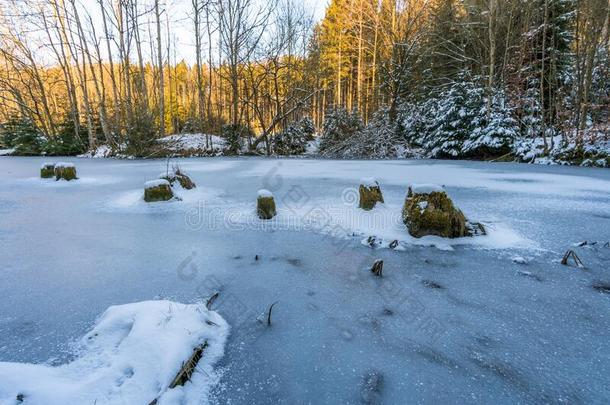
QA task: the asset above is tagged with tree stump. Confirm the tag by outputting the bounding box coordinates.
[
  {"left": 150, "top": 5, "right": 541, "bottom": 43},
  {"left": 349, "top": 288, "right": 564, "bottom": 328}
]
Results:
[
  {"left": 371, "top": 259, "right": 383, "bottom": 277},
  {"left": 54, "top": 162, "right": 77, "bottom": 181},
  {"left": 359, "top": 178, "right": 384, "bottom": 210},
  {"left": 40, "top": 163, "right": 55, "bottom": 178},
  {"left": 402, "top": 184, "right": 478, "bottom": 238},
  {"left": 257, "top": 189, "right": 276, "bottom": 219},
  {"left": 144, "top": 179, "right": 174, "bottom": 202}
]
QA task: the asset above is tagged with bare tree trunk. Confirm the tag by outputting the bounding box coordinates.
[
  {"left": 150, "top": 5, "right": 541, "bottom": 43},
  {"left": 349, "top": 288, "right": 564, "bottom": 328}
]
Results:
[{"left": 155, "top": 0, "right": 165, "bottom": 136}]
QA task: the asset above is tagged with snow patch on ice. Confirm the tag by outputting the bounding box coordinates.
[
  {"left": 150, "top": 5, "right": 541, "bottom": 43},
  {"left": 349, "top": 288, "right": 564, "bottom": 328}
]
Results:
[
  {"left": 19, "top": 176, "right": 121, "bottom": 187},
  {"left": 209, "top": 197, "right": 535, "bottom": 251},
  {"left": 103, "top": 185, "right": 223, "bottom": 213},
  {"left": 0, "top": 300, "right": 229, "bottom": 405}
]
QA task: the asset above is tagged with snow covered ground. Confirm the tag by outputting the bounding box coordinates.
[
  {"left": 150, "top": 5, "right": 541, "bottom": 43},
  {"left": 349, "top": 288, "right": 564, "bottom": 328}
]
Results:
[{"left": 0, "top": 157, "right": 609, "bottom": 404}]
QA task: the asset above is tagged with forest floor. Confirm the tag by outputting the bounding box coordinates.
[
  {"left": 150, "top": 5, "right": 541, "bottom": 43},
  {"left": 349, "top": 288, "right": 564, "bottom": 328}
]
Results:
[{"left": 0, "top": 157, "right": 609, "bottom": 404}]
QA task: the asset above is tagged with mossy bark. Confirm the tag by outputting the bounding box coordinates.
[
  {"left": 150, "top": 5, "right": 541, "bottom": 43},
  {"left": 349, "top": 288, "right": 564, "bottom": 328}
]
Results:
[
  {"left": 176, "top": 174, "right": 196, "bottom": 189},
  {"left": 54, "top": 166, "right": 77, "bottom": 181},
  {"left": 41, "top": 165, "right": 55, "bottom": 178},
  {"left": 402, "top": 189, "right": 468, "bottom": 238},
  {"left": 257, "top": 196, "right": 276, "bottom": 219},
  {"left": 144, "top": 184, "right": 174, "bottom": 202},
  {"left": 359, "top": 184, "right": 384, "bottom": 210},
  {"left": 161, "top": 173, "right": 196, "bottom": 190}
]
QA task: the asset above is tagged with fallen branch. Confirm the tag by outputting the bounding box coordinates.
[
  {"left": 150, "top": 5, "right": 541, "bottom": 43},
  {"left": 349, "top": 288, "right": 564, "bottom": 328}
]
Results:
[
  {"left": 561, "top": 250, "right": 584, "bottom": 268},
  {"left": 170, "top": 342, "right": 209, "bottom": 388},
  {"left": 206, "top": 292, "right": 219, "bottom": 310},
  {"left": 148, "top": 341, "right": 209, "bottom": 405},
  {"left": 267, "top": 301, "right": 278, "bottom": 326}
]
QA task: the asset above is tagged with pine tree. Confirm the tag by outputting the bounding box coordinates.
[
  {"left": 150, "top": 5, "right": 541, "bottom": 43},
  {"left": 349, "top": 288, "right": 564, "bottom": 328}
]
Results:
[
  {"left": 319, "top": 107, "right": 363, "bottom": 154},
  {"left": 0, "top": 116, "right": 45, "bottom": 156},
  {"left": 423, "top": 75, "right": 485, "bottom": 158},
  {"left": 463, "top": 90, "right": 519, "bottom": 158},
  {"left": 272, "top": 117, "right": 316, "bottom": 155}
]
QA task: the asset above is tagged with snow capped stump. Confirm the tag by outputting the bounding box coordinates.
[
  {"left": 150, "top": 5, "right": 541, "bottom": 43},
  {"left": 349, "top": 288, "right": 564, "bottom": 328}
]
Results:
[
  {"left": 175, "top": 173, "right": 195, "bottom": 189},
  {"left": 257, "top": 189, "right": 276, "bottom": 219},
  {"left": 402, "top": 184, "right": 470, "bottom": 238},
  {"left": 40, "top": 163, "right": 55, "bottom": 178},
  {"left": 359, "top": 177, "right": 384, "bottom": 210},
  {"left": 160, "top": 166, "right": 196, "bottom": 190},
  {"left": 54, "top": 162, "right": 77, "bottom": 181},
  {"left": 144, "top": 179, "right": 174, "bottom": 202}
]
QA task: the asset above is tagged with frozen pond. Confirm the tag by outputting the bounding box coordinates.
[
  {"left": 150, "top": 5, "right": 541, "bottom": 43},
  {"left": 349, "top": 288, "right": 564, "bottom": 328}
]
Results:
[{"left": 1, "top": 157, "right": 609, "bottom": 404}]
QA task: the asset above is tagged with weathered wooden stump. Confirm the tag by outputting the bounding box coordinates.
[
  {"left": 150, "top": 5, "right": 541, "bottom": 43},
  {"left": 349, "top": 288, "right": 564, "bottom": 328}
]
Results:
[
  {"left": 144, "top": 179, "right": 174, "bottom": 202},
  {"left": 257, "top": 189, "right": 276, "bottom": 219},
  {"left": 371, "top": 259, "right": 383, "bottom": 277},
  {"left": 54, "top": 162, "right": 77, "bottom": 181},
  {"left": 160, "top": 166, "right": 196, "bottom": 190},
  {"left": 40, "top": 163, "right": 55, "bottom": 178},
  {"left": 402, "top": 184, "right": 479, "bottom": 238},
  {"left": 359, "top": 178, "right": 384, "bottom": 210}
]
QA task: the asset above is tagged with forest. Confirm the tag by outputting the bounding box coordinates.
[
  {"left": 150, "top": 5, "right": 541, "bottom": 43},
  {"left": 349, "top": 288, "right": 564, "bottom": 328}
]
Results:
[{"left": 0, "top": 0, "right": 608, "bottom": 165}]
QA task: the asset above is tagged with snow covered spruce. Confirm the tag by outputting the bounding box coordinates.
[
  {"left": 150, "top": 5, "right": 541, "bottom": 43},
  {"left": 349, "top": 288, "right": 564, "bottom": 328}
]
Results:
[
  {"left": 40, "top": 162, "right": 55, "bottom": 178},
  {"left": 358, "top": 177, "right": 384, "bottom": 210},
  {"left": 144, "top": 179, "right": 174, "bottom": 202},
  {"left": 402, "top": 184, "right": 485, "bottom": 238},
  {"left": 53, "top": 162, "right": 77, "bottom": 181},
  {"left": 256, "top": 189, "right": 276, "bottom": 219},
  {"left": 0, "top": 300, "right": 228, "bottom": 405}
]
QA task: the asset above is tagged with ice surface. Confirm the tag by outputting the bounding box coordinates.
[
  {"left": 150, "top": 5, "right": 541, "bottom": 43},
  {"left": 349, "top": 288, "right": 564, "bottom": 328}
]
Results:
[
  {"left": 1, "top": 157, "right": 610, "bottom": 404},
  {"left": 0, "top": 300, "right": 228, "bottom": 405}
]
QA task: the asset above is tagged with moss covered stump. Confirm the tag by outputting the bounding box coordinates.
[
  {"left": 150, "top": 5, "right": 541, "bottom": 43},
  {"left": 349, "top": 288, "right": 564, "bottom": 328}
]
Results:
[
  {"left": 257, "top": 189, "right": 276, "bottom": 219},
  {"left": 175, "top": 173, "right": 196, "bottom": 189},
  {"left": 159, "top": 167, "right": 196, "bottom": 190},
  {"left": 40, "top": 163, "right": 55, "bottom": 178},
  {"left": 54, "top": 162, "right": 77, "bottom": 181},
  {"left": 402, "top": 184, "right": 470, "bottom": 238},
  {"left": 359, "top": 178, "right": 384, "bottom": 210},
  {"left": 144, "top": 179, "right": 174, "bottom": 202}
]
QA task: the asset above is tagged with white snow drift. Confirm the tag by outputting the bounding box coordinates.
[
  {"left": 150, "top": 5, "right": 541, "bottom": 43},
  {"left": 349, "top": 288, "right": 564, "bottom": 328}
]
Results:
[{"left": 0, "top": 300, "right": 229, "bottom": 405}]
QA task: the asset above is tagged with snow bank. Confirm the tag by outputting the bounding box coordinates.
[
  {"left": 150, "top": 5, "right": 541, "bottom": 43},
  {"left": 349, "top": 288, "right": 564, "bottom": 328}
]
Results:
[
  {"left": 0, "top": 148, "right": 15, "bottom": 156},
  {"left": 0, "top": 300, "right": 229, "bottom": 405},
  {"left": 145, "top": 179, "right": 170, "bottom": 189},
  {"left": 78, "top": 145, "right": 113, "bottom": 158},
  {"left": 54, "top": 162, "right": 75, "bottom": 168},
  {"left": 158, "top": 134, "right": 226, "bottom": 152}
]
